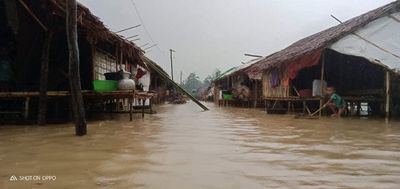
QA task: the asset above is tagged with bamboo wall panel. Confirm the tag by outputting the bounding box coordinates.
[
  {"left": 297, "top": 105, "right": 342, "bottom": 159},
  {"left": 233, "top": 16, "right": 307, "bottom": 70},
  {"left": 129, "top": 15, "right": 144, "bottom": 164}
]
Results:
[
  {"left": 262, "top": 70, "right": 290, "bottom": 98},
  {"left": 93, "top": 50, "right": 118, "bottom": 80}
]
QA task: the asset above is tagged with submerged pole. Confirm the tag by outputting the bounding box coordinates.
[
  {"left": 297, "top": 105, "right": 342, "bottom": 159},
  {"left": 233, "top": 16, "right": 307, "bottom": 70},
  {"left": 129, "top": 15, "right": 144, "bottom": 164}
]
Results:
[{"left": 66, "top": 0, "right": 87, "bottom": 136}]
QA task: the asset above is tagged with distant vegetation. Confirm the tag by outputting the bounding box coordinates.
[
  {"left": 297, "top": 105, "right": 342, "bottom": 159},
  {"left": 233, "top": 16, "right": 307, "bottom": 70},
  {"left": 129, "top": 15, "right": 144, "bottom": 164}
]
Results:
[{"left": 181, "top": 69, "right": 221, "bottom": 97}]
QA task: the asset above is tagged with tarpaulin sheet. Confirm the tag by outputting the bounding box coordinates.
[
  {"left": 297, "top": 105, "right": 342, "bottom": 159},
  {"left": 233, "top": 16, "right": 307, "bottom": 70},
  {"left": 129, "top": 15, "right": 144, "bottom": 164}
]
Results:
[
  {"left": 329, "top": 12, "right": 400, "bottom": 71},
  {"left": 286, "top": 50, "right": 323, "bottom": 80}
]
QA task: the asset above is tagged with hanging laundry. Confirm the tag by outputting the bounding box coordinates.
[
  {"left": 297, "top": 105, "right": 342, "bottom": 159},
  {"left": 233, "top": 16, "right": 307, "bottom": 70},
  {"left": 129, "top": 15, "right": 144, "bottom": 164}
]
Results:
[
  {"left": 135, "top": 67, "right": 147, "bottom": 80},
  {"left": 270, "top": 69, "right": 280, "bottom": 88}
]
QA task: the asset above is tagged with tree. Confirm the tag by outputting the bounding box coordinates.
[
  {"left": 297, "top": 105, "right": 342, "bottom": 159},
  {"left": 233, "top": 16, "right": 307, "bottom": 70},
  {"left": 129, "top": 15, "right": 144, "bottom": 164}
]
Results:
[
  {"left": 66, "top": 0, "right": 87, "bottom": 136},
  {"left": 203, "top": 68, "right": 221, "bottom": 86},
  {"left": 183, "top": 72, "right": 203, "bottom": 93}
]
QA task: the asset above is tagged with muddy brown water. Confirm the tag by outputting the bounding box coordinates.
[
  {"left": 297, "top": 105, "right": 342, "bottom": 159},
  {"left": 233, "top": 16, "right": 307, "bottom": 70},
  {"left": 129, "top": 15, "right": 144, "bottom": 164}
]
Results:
[{"left": 1, "top": 102, "right": 400, "bottom": 189}]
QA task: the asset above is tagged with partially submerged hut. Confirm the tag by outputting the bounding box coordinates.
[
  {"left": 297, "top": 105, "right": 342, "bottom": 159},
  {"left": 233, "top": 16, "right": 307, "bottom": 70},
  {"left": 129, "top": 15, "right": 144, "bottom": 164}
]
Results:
[
  {"left": 244, "top": 0, "right": 400, "bottom": 117},
  {"left": 0, "top": 0, "right": 160, "bottom": 122},
  {"left": 214, "top": 57, "right": 263, "bottom": 107}
]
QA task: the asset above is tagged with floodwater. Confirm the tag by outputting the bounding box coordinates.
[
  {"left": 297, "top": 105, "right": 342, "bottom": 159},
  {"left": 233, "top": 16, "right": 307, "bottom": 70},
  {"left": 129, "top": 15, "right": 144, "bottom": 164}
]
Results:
[{"left": 1, "top": 102, "right": 400, "bottom": 189}]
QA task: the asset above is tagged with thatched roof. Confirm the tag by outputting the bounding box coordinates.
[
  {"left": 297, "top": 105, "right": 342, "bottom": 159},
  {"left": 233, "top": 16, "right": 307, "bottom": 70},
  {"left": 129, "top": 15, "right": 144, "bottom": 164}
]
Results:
[
  {"left": 245, "top": 0, "right": 400, "bottom": 80},
  {"left": 46, "top": 0, "right": 144, "bottom": 63},
  {"left": 215, "top": 57, "right": 263, "bottom": 81}
]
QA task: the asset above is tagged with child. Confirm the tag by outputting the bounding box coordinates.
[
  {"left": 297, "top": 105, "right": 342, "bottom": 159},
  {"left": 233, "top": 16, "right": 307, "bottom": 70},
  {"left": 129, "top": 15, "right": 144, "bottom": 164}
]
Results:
[{"left": 325, "top": 87, "right": 346, "bottom": 117}]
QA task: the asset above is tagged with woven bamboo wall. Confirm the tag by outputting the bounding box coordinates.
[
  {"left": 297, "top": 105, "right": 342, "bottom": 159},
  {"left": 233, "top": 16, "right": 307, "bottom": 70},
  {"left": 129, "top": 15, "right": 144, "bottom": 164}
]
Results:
[
  {"left": 93, "top": 50, "right": 118, "bottom": 80},
  {"left": 262, "top": 69, "right": 290, "bottom": 98}
]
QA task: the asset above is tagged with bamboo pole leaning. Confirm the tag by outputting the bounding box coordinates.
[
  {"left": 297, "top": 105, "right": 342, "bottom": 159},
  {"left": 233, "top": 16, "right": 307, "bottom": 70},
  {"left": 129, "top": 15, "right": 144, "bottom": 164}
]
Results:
[{"left": 145, "top": 60, "right": 209, "bottom": 111}]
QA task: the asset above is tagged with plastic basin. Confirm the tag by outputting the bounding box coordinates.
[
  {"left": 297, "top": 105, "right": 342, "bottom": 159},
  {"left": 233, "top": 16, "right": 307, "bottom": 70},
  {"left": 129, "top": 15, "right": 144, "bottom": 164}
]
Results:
[{"left": 93, "top": 80, "right": 118, "bottom": 92}]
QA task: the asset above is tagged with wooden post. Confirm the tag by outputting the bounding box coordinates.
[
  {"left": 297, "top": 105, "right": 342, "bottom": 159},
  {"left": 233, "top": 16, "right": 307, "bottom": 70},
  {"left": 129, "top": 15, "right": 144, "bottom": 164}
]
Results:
[
  {"left": 319, "top": 53, "right": 325, "bottom": 117},
  {"left": 385, "top": 71, "right": 390, "bottom": 119},
  {"left": 119, "top": 42, "right": 123, "bottom": 70},
  {"left": 66, "top": 0, "right": 87, "bottom": 136},
  {"left": 253, "top": 80, "right": 258, "bottom": 108},
  {"left": 24, "top": 97, "right": 30, "bottom": 120},
  {"left": 142, "top": 99, "right": 145, "bottom": 118},
  {"left": 129, "top": 95, "right": 133, "bottom": 121},
  {"left": 38, "top": 31, "right": 53, "bottom": 125},
  {"left": 170, "top": 49, "right": 175, "bottom": 81},
  {"left": 180, "top": 71, "right": 183, "bottom": 85}
]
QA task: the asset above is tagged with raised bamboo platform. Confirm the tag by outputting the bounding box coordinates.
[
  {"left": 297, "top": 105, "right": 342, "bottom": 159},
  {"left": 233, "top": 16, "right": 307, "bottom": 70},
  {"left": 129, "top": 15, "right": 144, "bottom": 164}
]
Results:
[
  {"left": 0, "top": 90, "right": 155, "bottom": 122},
  {"left": 262, "top": 96, "right": 383, "bottom": 115}
]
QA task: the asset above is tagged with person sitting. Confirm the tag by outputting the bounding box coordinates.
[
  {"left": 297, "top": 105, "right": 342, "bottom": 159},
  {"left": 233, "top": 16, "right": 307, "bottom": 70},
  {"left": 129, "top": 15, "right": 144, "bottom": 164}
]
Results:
[{"left": 325, "top": 87, "right": 346, "bottom": 118}]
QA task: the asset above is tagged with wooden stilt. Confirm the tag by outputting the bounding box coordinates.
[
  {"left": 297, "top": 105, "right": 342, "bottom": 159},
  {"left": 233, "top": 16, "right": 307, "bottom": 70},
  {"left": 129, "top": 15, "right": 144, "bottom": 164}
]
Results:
[
  {"left": 38, "top": 31, "right": 53, "bottom": 125},
  {"left": 142, "top": 99, "right": 145, "bottom": 118},
  {"left": 129, "top": 96, "right": 133, "bottom": 121},
  {"left": 319, "top": 53, "right": 326, "bottom": 117},
  {"left": 66, "top": 0, "right": 87, "bottom": 136},
  {"left": 385, "top": 71, "right": 391, "bottom": 119},
  {"left": 254, "top": 80, "right": 258, "bottom": 108},
  {"left": 24, "top": 97, "right": 30, "bottom": 120},
  {"left": 149, "top": 99, "right": 153, "bottom": 114}
]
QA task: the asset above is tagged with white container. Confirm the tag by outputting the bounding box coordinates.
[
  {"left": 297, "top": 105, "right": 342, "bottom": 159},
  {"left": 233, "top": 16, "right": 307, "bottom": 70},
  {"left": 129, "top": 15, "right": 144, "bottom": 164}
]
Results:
[
  {"left": 118, "top": 71, "right": 135, "bottom": 90},
  {"left": 312, "top": 79, "right": 327, "bottom": 97}
]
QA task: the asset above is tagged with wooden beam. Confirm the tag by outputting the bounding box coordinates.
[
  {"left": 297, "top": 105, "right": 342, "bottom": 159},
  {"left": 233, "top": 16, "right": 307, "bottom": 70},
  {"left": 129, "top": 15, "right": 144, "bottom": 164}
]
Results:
[{"left": 17, "top": 0, "right": 48, "bottom": 31}]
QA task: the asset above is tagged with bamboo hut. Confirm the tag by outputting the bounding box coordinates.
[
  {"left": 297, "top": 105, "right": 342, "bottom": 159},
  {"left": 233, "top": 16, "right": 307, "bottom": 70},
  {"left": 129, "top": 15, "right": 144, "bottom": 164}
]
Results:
[
  {"left": 142, "top": 56, "right": 170, "bottom": 104},
  {"left": 214, "top": 57, "right": 263, "bottom": 107},
  {"left": 244, "top": 0, "right": 400, "bottom": 117},
  {"left": 0, "top": 0, "right": 159, "bottom": 122}
]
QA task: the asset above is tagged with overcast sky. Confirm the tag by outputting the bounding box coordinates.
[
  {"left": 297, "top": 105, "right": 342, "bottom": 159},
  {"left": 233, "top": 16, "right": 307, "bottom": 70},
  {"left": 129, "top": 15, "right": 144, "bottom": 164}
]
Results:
[{"left": 78, "top": 0, "right": 393, "bottom": 81}]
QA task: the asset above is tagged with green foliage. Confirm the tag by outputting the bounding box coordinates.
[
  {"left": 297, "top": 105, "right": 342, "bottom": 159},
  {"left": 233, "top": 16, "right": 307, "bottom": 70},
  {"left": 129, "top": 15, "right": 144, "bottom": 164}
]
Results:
[
  {"left": 203, "top": 69, "right": 221, "bottom": 86},
  {"left": 182, "top": 69, "right": 221, "bottom": 96},
  {"left": 183, "top": 72, "right": 203, "bottom": 92}
]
